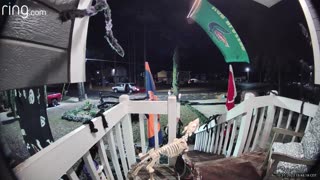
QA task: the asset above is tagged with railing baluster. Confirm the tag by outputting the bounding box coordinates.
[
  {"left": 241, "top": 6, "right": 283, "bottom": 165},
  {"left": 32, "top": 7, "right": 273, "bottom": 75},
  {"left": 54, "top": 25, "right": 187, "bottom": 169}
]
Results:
[
  {"left": 202, "top": 131, "right": 209, "bottom": 152},
  {"left": 222, "top": 121, "right": 231, "bottom": 155},
  {"left": 66, "top": 168, "right": 80, "bottom": 180},
  {"left": 292, "top": 114, "right": 303, "bottom": 142},
  {"left": 251, "top": 107, "right": 266, "bottom": 151},
  {"left": 245, "top": 108, "right": 258, "bottom": 152},
  {"left": 201, "top": 131, "right": 206, "bottom": 151},
  {"left": 121, "top": 114, "right": 136, "bottom": 167},
  {"left": 196, "top": 133, "right": 201, "bottom": 151},
  {"left": 206, "top": 130, "right": 213, "bottom": 153},
  {"left": 194, "top": 133, "right": 198, "bottom": 150},
  {"left": 209, "top": 129, "right": 215, "bottom": 153},
  {"left": 227, "top": 119, "right": 237, "bottom": 157},
  {"left": 282, "top": 111, "right": 293, "bottom": 142},
  {"left": 276, "top": 108, "right": 284, "bottom": 128},
  {"left": 206, "top": 128, "right": 213, "bottom": 153},
  {"left": 115, "top": 123, "right": 129, "bottom": 177},
  {"left": 97, "top": 139, "right": 114, "bottom": 180},
  {"left": 154, "top": 114, "right": 159, "bottom": 149},
  {"left": 285, "top": 111, "right": 293, "bottom": 130},
  {"left": 259, "top": 105, "right": 276, "bottom": 149},
  {"left": 305, "top": 117, "right": 312, "bottom": 133},
  {"left": 107, "top": 131, "right": 124, "bottom": 180},
  {"left": 139, "top": 114, "right": 147, "bottom": 153},
  {"left": 199, "top": 132, "right": 203, "bottom": 151},
  {"left": 201, "top": 132, "right": 206, "bottom": 151},
  {"left": 214, "top": 125, "right": 221, "bottom": 154},
  {"left": 83, "top": 151, "right": 101, "bottom": 180},
  {"left": 120, "top": 95, "right": 136, "bottom": 167},
  {"left": 234, "top": 107, "right": 254, "bottom": 156},
  {"left": 218, "top": 124, "right": 225, "bottom": 155}
]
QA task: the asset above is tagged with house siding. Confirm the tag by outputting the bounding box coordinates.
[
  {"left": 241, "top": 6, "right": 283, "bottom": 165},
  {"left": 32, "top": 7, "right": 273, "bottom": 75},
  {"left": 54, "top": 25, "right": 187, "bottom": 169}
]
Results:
[{"left": 0, "top": 0, "right": 88, "bottom": 91}]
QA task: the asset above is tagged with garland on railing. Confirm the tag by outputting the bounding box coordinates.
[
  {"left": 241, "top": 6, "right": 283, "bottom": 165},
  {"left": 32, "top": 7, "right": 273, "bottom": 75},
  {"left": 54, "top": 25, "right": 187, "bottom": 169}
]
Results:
[
  {"left": 95, "top": 109, "right": 108, "bottom": 128},
  {"left": 180, "top": 100, "right": 225, "bottom": 106},
  {"left": 203, "top": 114, "right": 220, "bottom": 133},
  {"left": 59, "top": 0, "right": 125, "bottom": 57},
  {"left": 83, "top": 120, "right": 98, "bottom": 133}
]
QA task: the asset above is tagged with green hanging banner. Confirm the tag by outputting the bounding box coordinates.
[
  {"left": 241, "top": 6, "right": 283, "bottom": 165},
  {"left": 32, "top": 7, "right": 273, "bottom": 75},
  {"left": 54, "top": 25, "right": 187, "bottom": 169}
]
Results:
[{"left": 187, "top": 0, "right": 250, "bottom": 63}]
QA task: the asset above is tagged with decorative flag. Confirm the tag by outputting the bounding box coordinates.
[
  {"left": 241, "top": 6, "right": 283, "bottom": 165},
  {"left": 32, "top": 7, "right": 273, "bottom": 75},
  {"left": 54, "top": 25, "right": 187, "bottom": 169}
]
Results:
[
  {"left": 187, "top": 0, "right": 249, "bottom": 63},
  {"left": 226, "top": 65, "right": 237, "bottom": 110},
  {"left": 145, "top": 62, "right": 157, "bottom": 99},
  {"left": 145, "top": 62, "right": 163, "bottom": 147}
]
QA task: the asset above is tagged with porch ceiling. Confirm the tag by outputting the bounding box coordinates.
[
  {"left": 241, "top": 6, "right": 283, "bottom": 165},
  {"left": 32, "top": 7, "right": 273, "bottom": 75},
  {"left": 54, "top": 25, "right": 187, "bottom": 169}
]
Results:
[{"left": 252, "top": 0, "right": 283, "bottom": 8}]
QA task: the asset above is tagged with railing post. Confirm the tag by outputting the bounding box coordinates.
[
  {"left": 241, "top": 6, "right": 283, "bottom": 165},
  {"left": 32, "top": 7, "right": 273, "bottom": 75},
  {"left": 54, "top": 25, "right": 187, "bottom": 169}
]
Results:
[
  {"left": 232, "top": 93, "right": 254, "bottom": 157},
  {"left": 167, "top": 95, "right": 177, "bottom": 165},
  {"left": 259, "top": 93, "right": 276, "bottom": 149},
  {"left": 168, "top": 95, "right": 177, "bottom": 143},
  {"left": 119, "top": 95, "right": 136, "bottom": 167}
]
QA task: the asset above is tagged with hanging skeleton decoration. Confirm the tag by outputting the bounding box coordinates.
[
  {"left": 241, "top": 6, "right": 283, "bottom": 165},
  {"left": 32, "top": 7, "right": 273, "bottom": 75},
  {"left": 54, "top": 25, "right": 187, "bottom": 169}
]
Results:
[
  {"left": 59, "top": 0, "right": 125, "bottom": 57},
  {"left": 128, "top": 119, "right": 199, "bottom": 180}
]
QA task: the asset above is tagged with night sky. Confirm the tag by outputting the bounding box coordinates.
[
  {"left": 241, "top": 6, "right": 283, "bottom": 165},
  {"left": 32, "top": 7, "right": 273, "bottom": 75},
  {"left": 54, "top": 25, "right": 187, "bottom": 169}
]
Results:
[{"left": 86, "top": 0, "right": 313, "bottom": 79}]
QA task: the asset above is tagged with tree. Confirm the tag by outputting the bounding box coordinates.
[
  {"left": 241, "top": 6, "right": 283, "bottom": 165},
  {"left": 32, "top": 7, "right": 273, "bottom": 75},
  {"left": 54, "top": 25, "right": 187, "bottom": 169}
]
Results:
[{"left": 77, "top": 82, "right": 86, "bottom": 101}]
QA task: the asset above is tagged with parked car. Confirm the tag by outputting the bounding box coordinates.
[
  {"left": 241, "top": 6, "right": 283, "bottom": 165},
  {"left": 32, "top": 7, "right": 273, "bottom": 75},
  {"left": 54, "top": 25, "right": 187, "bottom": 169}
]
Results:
[
  {"left": 188, "top": 78, "right": 200, "bottom": 84},
  {"left": 112, "top": 83, "right": 139, "bottom": 93},
  {"left": 47, "top": 92, "right": 62, "bottom": 106}
]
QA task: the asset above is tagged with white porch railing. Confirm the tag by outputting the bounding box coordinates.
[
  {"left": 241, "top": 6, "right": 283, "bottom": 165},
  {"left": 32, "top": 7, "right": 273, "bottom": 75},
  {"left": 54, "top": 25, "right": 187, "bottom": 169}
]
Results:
[
  {"left": 194, "top": 95, "right": 318, "bottom": 157},
  {"left": 13, "top": 95, "right": 179, "bottom": 180}
]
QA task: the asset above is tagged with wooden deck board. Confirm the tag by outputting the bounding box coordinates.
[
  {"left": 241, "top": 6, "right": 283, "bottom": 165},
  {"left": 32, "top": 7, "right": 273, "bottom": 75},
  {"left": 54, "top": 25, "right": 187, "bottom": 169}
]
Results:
[
  {"left": 133, "top": 151, "right": 266, "bottom": 179},
  {"left": 181, "top": 151, "right": 266, "bottom": 180},
  {"left": 135, "top": 166, "right": 177, "bottom": 180}
]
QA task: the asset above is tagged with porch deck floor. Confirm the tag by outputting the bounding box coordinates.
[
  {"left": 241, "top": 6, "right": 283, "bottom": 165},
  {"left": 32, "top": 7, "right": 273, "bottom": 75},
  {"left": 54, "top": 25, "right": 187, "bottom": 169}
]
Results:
[
  {"left": 190, "top": 151, "right": 267, "bottom": 180},
  {"left": 134, "top": 151, "right": 267, "bottom": 180},
  {"left": 135, "top": 166, "right": 177, "bottom": 180}
]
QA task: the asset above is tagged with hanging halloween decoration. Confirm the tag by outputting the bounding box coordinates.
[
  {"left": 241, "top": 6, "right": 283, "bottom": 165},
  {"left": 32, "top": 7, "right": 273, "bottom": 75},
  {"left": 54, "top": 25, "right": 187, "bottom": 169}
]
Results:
[
  {"left": 59, "top": 0, "right": 125, "bottom": 57},
  {"left": 128, "top": 119, "right": 199, "bottom": 180},
  {"left": 15, "top": 87, "right": 54, "bottom": 155}
]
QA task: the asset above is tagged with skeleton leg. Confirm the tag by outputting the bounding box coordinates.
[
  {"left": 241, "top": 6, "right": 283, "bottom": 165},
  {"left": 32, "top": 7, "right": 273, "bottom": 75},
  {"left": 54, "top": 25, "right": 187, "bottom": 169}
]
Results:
[
  {"left": 145, "top": 155, "right": 160, "bottom": 180},
  {"left": 149, "top": 173, "right": 155, "bottom": 180},
  {"left": 132, "top": 163, "right": 146, "bottom": 177}
]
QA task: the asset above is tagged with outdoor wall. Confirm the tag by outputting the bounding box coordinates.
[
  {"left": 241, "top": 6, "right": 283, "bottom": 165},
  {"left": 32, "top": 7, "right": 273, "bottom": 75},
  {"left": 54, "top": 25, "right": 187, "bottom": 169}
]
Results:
[{"left": 0, "top": 0, "right": 91, "bottom": 91}]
